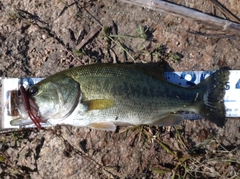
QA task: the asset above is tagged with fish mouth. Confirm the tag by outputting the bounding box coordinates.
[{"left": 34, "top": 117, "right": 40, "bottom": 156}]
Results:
[
  {"left": 9, "top": 84, "right": 81, "bottom": 129},
  {"left": 9, "top": 86, "right": 44, "bottom": 129}
]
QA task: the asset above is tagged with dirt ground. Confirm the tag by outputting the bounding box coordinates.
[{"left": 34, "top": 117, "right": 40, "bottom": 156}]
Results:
[{"left": 0, "top": 0, "right": 240, "bottom": 178}]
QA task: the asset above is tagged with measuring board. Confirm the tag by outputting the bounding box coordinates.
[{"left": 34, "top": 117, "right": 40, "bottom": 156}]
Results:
[{"left": 1, "top": 70, "right": 240, "bottom": 129}]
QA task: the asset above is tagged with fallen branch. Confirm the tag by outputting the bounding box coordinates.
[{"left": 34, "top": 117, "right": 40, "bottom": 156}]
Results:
[{"left": 120, "top": 0, "right": 240, "bottom": 33}]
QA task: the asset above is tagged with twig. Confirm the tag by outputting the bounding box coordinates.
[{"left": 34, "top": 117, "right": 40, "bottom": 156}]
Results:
[
  {"left": 208, "top": 0, "right": 240, "bottom": 23},
  {"left": 120, "top": 0, "right": 240, "bottom": 32},
  {"left": 75, "top": 25, "right": 102, "bottom": 50},
  {"left": 14, "top": 9, "right": 81, "bottom": 61}
]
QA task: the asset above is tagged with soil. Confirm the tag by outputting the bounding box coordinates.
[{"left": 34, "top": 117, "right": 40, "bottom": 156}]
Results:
[{"left": 0, "top": 0, "right": 240, "bottom": 178}]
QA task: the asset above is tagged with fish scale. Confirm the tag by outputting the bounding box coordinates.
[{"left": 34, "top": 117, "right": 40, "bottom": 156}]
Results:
[{"left": 68, "top": 66, "right": 199, "bottom": 115}]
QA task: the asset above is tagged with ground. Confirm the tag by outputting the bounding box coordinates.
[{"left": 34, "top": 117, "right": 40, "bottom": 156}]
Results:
[{"left": 0, "top": 0, "right": 240, "bottom": 178}]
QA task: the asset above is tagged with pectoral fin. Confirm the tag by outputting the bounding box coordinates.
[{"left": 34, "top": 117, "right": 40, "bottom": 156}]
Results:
[
  {"left": 89, "top": 122, "right": 116, "bottom": 131},
  {"left": 84, "top": 99, "right": 115, "bottom": 110},
  {"left": 151, "top": 114, "right": 184, "bottom": 126}
]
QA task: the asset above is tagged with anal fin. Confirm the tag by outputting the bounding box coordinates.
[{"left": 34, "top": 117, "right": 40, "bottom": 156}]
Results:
[
  {"left": 89, "top": 122, "right": 116, "bottom": 131},
  {"left": 151, "top": 114, "right": 184, "bottom": 126}
]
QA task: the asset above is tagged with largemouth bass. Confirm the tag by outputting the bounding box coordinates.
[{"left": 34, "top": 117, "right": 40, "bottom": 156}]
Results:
[{"left": 10, "top": 64, "right": 229, "bottom": 131}]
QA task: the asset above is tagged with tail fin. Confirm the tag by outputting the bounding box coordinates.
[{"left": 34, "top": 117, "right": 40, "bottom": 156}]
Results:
[{"left": 197, "top": 67, "right": 230, "bottom": 127}]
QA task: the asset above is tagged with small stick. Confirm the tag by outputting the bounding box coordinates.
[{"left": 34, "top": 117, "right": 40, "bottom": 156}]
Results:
[
  {"left": 75, "top": 25, "right": 102, "bottom": 50},
  {"left": 208, "top": 0, "right": 240, "bottom": 23}
]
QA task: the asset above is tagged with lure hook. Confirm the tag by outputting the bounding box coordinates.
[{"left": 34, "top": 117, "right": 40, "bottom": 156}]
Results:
[{"left": 19, "top": 86, "right": 41, "bottom": 129}]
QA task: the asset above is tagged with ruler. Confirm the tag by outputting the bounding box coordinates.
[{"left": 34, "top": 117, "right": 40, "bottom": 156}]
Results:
[{"left": 1, "top": 70, "right": 240, "bottom": 129}]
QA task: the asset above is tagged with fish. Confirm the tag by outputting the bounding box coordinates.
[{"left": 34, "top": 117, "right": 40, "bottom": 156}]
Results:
[{"left": 10, "top": 63, "right": 230, "bottom": 131}]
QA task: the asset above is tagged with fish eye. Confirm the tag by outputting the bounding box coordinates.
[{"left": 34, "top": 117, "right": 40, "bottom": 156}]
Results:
[{"left": 28, "top": 86, "right": 38, "bottom": 97}]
